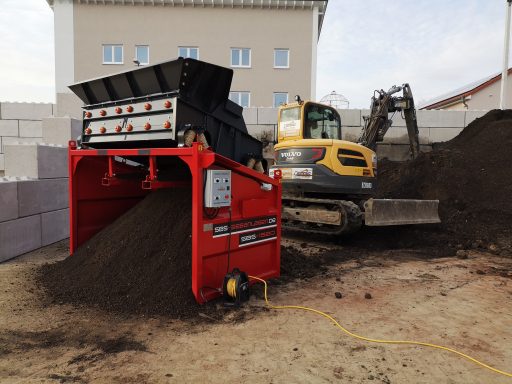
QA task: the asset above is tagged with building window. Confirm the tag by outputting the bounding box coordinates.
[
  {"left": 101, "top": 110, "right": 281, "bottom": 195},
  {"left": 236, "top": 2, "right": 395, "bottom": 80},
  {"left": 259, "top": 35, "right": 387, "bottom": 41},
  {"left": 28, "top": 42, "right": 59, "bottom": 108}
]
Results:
[
  {"left": 103, "top": 44, "right": 123, "bottom": 64},
  {"left": 231, "top": 48, "right": 251, "bottom": 68},
  {"left": 274, "top": 49, "right": 289, "bottom": 68},
  {"left": 273, "top": 92, "right": 288, "bottom": 107},
  {"left": 135, "top": 45, "right": 149, "bottom": 65},
  {"left": 229, "top": 92, "right": 250, "bottom": 108},
  {"left": 179, "top": 47, "right": 199, "bottom": 59}
]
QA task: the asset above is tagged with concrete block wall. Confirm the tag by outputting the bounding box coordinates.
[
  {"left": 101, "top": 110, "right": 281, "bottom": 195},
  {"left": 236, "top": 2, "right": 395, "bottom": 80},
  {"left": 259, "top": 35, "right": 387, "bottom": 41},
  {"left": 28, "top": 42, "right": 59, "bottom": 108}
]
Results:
[
  {"left": 4, "top": 144, "right": 67, "bottom": 179},
  {"left": 43, "top": 117, "right": 82, "bottom": 146},
  {"left": 244, "top": 107, "right": 489, "bottom": 161},
  {"left": 0, "top": 177, "right": 69, "bottom": 262},
  {"left": 0, "top": 102, "right": 55, "bottom": 175},
  {"left": 0, "top": 103, "right": 78, "bottom": 262},
  {"left": 0, "top": 146, "right": 70, "bottom": 261}
]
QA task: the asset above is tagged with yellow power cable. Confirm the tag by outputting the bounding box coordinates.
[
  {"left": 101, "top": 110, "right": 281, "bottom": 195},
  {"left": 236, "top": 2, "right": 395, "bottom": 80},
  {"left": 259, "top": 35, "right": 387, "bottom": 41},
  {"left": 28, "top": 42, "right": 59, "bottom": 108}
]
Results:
[{"left": 248, "top": 275, "right": 512, "bottom": 379}]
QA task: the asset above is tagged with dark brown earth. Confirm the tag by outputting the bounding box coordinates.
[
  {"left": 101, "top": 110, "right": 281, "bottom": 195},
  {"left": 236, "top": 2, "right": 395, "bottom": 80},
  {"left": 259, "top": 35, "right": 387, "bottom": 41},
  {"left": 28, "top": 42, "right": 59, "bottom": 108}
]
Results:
[
  {"left": 38, "top": 188, "right": 200, "bottom": 318},
  {"left": 375, "top": 109, "right": 512, "bottom": 255}
]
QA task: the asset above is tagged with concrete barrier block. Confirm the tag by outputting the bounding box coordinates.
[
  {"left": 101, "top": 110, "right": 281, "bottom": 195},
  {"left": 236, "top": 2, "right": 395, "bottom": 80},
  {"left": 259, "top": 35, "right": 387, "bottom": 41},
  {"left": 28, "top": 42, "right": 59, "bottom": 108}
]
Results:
[
  {"left": 0, "top": 102, "right": 53, "bottom": 120},
  {"left": 338, "top": 109, "right": 361, "bottom": 126},
  {"left": 37, "top": 145, "right": 68, "bottom": 178},
  {"left": 4, "top": 144, "right": 67, "bottom": 178},
  {"left": 0, "top": 215, "right": 41, "bottom": 262},
  {"left": 380, "top": 128, "right": 409, "bottom": 144},
  {"left": 242, "top": 108, "right": 258, "bottom": 125},
  {"left": 465, "top": 110, "right": 488, "bottom": 126},
  {"left": 390, "top": 112, "right": 407, "bottom": 127},
  {"left": 4, "top": 144, "right": 37, "bottom": 177},
  {"left": 380, "top": 127, "right": 430, "bottom": 145},
  {"left": 428, "top": 127, "right": 463, "bottom": 143},
  {"left": 257, "top": 108, "right": 279, "bottom": 125},
  {"left": 41, "top": 208, "right": 69, "bottom": 246},
  {"left": 418, "top": 128, "right": 430, "bottom": 145},
  {"left": 342, "top": 126, "right": 361, "bottom": 142},
  {"left": 360, "top": 109, "right": 371, "bottom": 126},
  {"left": 246, "top": 124, "right": 275, "bottom": 140},
  {"left": 1, "top": 137, "right": 43, "bottom": 152},
  {"left": 19, "top": 120, "right": 43, "bottom": 138},
  {"left": 417, "top": 110, "right": 465, "bottom": 128},
  {"left": 0, "top": 120, "right": 19, "bottom": 137},
  {"left": 0, "top": 180, "right": 18, "bottom": 222},
  {"left": 55, "top": 93, "right": 82, "bottom": 119},
  {"left": 42, "top": 117, "right": 82, "bottom": 146},
  {"left": 17, "top": 178, "right": 68, "bottom": 217}
]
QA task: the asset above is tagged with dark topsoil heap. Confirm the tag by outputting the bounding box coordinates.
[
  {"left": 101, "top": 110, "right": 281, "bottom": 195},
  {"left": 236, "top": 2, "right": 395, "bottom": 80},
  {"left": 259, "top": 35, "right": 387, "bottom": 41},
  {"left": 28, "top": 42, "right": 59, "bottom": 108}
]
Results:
[
  {"left": 39, "top": 189, "right": 200, "bottom": 318},
  {"left": 374, "top": 109, "right": 512, "bottom": 254}
]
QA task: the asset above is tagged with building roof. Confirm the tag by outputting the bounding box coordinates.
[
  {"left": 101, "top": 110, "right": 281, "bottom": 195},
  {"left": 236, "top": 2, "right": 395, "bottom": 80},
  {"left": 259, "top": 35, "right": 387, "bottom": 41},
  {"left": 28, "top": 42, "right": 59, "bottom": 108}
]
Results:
[
  {"left": 46, "top": 0, "right": 327, "bottom": 11},
  {"left": 46, "top": 0, "right": 328, "bottom": 34},
  {"left": 420, "top": 68, "right": 512, "bottom": 110}
]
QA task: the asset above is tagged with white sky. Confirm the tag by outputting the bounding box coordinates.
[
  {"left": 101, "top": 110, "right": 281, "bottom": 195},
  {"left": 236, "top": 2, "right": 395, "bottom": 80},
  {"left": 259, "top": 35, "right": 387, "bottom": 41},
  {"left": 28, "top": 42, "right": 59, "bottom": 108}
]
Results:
[
  {"left": 0, "top": 1, "right": 508, "bottom": 108},
  {"left": 0, "top": 0, "right": 55, "bottom": 103},
  {"left": 317, "top": 1, "right": 508, "bottom": 107}
]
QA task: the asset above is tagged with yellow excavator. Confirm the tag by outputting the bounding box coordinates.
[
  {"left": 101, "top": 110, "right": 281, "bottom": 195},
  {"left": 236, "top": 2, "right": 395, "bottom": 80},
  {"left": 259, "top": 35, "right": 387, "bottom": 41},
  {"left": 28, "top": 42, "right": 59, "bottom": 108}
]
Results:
[{"left": 269, "top": 85, "right": 440, "bottom": 235}]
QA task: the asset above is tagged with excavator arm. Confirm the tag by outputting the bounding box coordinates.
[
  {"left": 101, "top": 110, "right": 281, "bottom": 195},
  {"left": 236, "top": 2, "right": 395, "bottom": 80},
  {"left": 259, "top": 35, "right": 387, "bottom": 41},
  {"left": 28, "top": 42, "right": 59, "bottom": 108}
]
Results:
[
  {"left": 400, "top": 84, "right": 421, "bottom": 159},
  {"left": 359, "top": 83, "right": 421, "bottom": 159}
]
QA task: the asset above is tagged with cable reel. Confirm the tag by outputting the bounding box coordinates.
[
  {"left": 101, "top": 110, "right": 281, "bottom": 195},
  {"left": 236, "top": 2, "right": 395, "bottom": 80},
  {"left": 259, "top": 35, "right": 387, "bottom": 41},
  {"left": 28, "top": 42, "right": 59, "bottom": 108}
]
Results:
[{"left": 222, "top": 268, "right": 250, "bottom": 306}]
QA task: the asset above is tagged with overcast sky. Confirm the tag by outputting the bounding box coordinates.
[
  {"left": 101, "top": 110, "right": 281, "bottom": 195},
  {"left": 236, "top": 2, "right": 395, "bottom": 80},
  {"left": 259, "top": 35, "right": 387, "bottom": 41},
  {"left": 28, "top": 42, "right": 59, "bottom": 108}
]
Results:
[
  {"left": 317, "top": 1, "right": 507, "bottom": 107},
  {"left": 0, "top": 1, "right": 508, "bottom": 108}
]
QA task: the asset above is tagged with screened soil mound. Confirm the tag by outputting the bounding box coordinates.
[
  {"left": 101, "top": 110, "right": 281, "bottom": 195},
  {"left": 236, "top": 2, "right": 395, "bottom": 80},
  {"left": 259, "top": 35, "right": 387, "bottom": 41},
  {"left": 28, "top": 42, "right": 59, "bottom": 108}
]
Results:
[
  {"left": 376, "top": 109, "right": 512, "bottom": 254},
  {"left": 38, "top": 188, "right": 200, "bottom": 318}
]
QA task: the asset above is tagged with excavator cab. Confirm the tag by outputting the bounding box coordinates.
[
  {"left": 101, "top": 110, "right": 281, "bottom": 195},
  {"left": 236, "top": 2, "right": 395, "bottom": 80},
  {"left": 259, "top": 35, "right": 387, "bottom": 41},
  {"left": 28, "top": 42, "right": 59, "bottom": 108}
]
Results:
[
  {"left": 277, "top": 101, "right": 341, "bottom": 142},
  {"left": 304, "top": 104, "right": 341, "bottom": 140}
]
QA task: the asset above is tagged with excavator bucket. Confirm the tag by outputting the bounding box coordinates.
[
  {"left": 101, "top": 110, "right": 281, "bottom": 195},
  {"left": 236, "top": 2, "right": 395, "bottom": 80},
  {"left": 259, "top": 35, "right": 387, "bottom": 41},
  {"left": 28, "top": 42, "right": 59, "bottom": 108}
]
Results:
[{"left": 363, "top": 199, "right": 440, "bottom": 226}]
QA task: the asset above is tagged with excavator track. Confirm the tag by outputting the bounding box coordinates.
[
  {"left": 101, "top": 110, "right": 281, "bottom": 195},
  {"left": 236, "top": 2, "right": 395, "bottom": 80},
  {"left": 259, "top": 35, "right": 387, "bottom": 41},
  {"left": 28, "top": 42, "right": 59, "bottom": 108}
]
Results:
[{"left": 281, "top": 196, "right": 363, "bottom": 236}]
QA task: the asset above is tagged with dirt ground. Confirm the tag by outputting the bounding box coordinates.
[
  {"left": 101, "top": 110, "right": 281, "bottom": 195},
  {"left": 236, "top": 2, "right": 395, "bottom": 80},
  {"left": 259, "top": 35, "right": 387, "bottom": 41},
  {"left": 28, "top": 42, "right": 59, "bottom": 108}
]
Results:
[{"left": 1, "top": 239, "right": 511, "bottom": 384}]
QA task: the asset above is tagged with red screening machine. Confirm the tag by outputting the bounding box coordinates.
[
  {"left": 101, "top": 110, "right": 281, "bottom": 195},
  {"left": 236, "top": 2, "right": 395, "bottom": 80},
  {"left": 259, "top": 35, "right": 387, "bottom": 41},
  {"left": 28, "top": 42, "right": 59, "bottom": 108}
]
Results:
[{"left": 68, "top": 58, "right": 281, "bottom": 303}]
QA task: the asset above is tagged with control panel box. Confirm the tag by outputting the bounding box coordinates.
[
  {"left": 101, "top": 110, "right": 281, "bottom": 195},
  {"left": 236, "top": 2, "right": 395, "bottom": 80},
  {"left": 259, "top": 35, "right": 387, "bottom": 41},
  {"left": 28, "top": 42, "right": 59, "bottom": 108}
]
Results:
[{"left": 205, "top": 169, "right": 231, "bottom": 208}]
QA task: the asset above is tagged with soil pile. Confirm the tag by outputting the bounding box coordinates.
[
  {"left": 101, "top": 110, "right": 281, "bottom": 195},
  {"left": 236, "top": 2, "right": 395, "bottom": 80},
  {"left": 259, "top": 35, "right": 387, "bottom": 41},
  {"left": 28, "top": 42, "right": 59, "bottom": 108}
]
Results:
[
  {"left": 376, "top": 109, "right": 512, "bottom": 254},
  {"left": 38, "top": 188, "right": 200, "bottom": 317}
]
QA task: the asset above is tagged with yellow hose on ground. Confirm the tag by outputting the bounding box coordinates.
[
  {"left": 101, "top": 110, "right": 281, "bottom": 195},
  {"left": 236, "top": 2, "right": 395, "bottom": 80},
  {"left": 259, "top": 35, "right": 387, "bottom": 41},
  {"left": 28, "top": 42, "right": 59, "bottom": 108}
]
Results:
[{"left": 248, "top": 275, "right": 512, "bottom": 379}]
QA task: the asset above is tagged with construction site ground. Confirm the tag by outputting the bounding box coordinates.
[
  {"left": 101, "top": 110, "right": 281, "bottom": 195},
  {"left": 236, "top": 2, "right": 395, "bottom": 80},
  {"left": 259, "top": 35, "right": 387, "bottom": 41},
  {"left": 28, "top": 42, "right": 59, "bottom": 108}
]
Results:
[{"left": 1, "top": 238, "right": 511, "bottom": 384}]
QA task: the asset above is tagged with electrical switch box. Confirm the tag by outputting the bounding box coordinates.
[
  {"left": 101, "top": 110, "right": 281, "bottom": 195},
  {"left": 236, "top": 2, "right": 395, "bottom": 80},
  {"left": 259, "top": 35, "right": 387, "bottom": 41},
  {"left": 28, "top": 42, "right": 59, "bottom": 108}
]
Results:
[{"left": 205, "top": 169, "right": 231, "bottom": 208}]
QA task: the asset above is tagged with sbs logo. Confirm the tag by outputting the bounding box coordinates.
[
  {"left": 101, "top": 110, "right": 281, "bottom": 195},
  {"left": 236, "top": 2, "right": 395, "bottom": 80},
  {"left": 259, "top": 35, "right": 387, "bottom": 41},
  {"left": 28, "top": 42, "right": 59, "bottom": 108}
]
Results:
[
  {"left": 241, "top": 234, "right": 257, "bottom": 242},
  {"left": 214, "top": 225, "right": 228, "bottom": 233}
]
